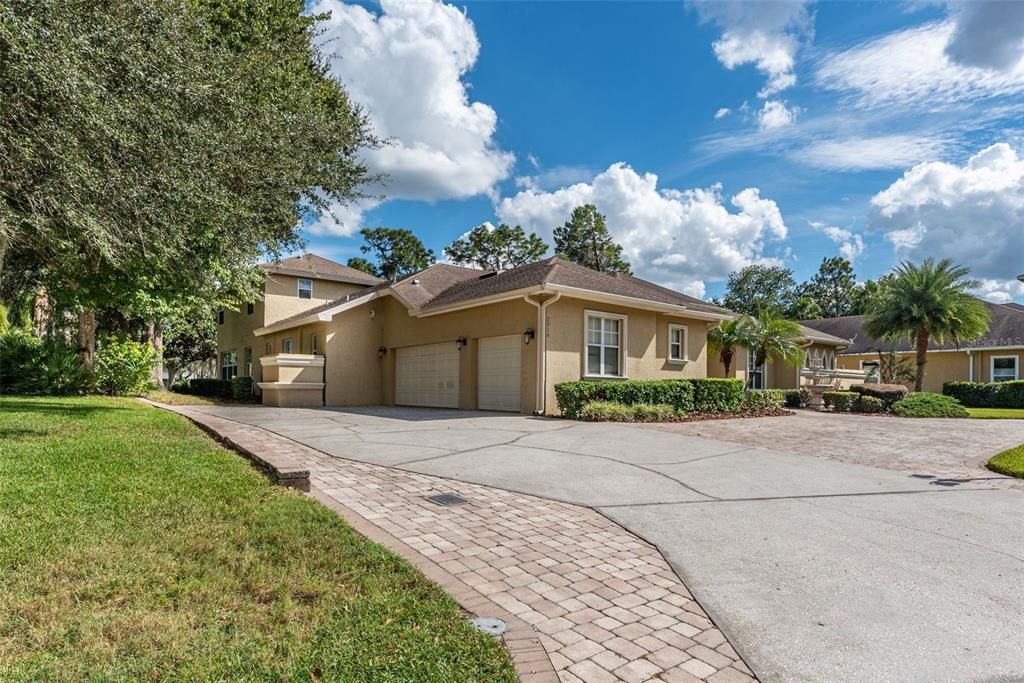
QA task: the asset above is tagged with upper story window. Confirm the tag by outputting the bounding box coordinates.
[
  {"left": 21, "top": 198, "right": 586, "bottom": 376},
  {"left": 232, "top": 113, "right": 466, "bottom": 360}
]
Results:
[
  {"left": 282, "top": 338, "right": 294, "bottom": 353},
  {"left": 992, "top": 356, "right": 1019, "bottom": 382},
  {"left": 298, "top": 278, "right": 313, "bottom": 299},
  {"left": 217, "top": 309, "right": 224, "bottom": 326},
  {"left": 668, "top": 324, "right": 688, "bottom": 362},
  {"left": 585, "top": 311, "right": 625, "bottom": 377},
  {"left": 246, "top": 302, "right": 254, "bottom": 315},
  {"left": 265, "top": 341, "right": 274, "bottom": 356},
  {"left": 311, "top": 334, "right": 319, "bottom": 355}
]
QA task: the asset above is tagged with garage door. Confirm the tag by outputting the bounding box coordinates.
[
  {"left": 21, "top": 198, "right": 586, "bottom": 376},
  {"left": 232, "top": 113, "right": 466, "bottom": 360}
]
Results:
[
  {"left": 478, "top": 335, "right": 521, "bottom": 412},
  {"left": 395, "top": 343, "right": 459, "bottom": 408}
]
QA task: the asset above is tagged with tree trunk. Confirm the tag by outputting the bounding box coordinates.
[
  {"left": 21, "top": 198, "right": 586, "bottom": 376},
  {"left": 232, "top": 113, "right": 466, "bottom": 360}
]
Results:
[
  {"left": 33, "top": 288, "right": 51, "bottom": 338},
  {"left": 914, "top": 324, "right": 929, "bottom": 392},
  {"left": 722, "top": 349, "right": 734, "bottom": 376},
  {"left": 148, "top": 321, "right": 165, "bottom": 389},
  {"left": 77, "top": 308, "right": 97, "bottom": 372}
]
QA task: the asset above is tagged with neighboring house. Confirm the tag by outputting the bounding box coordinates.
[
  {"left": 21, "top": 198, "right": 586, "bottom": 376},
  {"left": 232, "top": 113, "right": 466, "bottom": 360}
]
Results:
[
  {"left": 216, "top": 254, "right": 383, "bottom": 384},
  {"left": 800, "top": 301, "right": 1024, "bottom": 392},
  {"left": 248, "top": 256, "right": 736, "bottom": 413}
]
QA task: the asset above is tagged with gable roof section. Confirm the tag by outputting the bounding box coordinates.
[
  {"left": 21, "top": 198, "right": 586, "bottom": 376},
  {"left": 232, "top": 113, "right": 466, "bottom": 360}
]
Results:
[
  {"left": 796, "top": 324, "right": 852, "bottom": 346},
  {"left": 800, "top": 301, "right": 1024, "bottom": 354},
  {"left": 262, "top": 253, "right": 384, "bottom": 286}
]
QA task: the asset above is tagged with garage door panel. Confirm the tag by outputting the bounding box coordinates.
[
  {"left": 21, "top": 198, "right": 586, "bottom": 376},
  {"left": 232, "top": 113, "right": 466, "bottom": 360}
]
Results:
[
  {"left": 396, "top": 343, "right": 459, "bottom": 408},
  {"left": 478, "top": 335, "right": 521, "bottom": 412}
]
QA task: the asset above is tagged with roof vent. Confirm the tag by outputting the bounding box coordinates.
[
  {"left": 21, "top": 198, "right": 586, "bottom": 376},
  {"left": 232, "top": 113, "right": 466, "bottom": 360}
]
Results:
[{"left": 411, "top": 278, "right": 420, "bottom": 285}]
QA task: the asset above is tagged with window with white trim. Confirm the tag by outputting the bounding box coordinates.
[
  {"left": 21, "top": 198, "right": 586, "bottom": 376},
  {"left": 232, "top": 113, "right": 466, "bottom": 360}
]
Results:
[
  {"left": 220, "top": 351, "right": 238, "bottom": 380},
  {"left": 860, "top": 360, "right": 881, "bottom": 383},
  {"left": 297, "top": 278, "right": 313, "bottom": 299},
  {"left": 311, "top": 334, "right": 319, "bottom": 355},
  {"left": 265, "top": 341, "right": 273, "bottom": 356},
  {"left": 668, "top": 324, "right": 688, "bottom": 362},
  {"left": 244, "top": 347, "right": 253, "bottom": 377},
  {"left": 992, "top": 355, "right": 1019, "bottom": 382},
  {"left": 585, "top": 312, "right": 625, "bottom": 377},
  {"left": 747, "top": 348, "right": 764, "bottom": 389},
  {"left": 282, "top": 338, "right": 294, "bottom": 353}
]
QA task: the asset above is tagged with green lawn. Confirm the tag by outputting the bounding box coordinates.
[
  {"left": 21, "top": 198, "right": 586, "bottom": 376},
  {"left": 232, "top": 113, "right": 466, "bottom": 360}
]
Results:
[
  {"left": 143, "top": 389, "right": 219, "bottom": 406},
  {"left": 967, "top": 407, "right": 1024, "bottom": 419},
  {"left": 987, "top": 443, "right": 1024, "bottom": 479},
  {"left": 0, "top": 396, "right": 516, "bottom": 682}
]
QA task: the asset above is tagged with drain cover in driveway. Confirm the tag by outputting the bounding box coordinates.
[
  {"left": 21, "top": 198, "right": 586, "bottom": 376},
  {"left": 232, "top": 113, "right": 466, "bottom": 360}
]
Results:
[
  {"left": 425, "top": 493, "right": 468, "bottom": 506},
  {"left": 469, "top": 617, "right": 507, "bottom": 637}
]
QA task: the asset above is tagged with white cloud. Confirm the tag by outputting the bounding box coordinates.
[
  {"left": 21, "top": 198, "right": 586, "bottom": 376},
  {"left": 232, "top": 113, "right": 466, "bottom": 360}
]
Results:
[
  {"left": 809, "top": 221, "right": 865, "bottom": 262},
  {"left": 515, "top": 165, "right": 596, "bottom": 192},
  {"left": 692, "top": 0, "right": 813, "bottom": 97},
  {"left": 973, "top": 278, "right": 1024, "bottom": 304},
  {"left": 816, "top": 20, "right": 1024, "bottom": 108},
  {"left": 496, "top": 163, "right": 788, "bottom": 296},
  {"left": 793, "top": 134, "right": 950, "bottom": 171},
  {"left": 714, "top": 107, "right": 732, "bottom": 120},
  {"left": 870, "top": 142, "right": 1024, "bottom": 286},
  {"left": 305, "top": 196, "right": 380, "bottom": 237},
  {"left": 758, "top": 100, "right": 799, "bottom": 131},
  {"left": 312, "top": 0, "right": 513, "bottom": 203},
  {"left": 944, "top": 1, "right": 1024, "bottom": 71}
]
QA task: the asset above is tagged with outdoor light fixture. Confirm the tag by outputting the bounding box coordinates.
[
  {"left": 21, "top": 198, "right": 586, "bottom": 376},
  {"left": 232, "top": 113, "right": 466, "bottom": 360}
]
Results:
[
  {"left": 523, "top": 328, "right": 535, "bottom": 345},
  {"left": 377, "top": 346, "right": 387, "bottom": 359},
  {"left": 456, "top": 336, "right": 467, "bottom": 351}
]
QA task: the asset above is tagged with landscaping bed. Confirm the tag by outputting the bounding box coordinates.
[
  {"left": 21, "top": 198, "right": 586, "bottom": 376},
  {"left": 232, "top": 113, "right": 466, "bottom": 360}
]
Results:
[
  {"left": 987, "top": 443, "right": 1024, "bottom": 479},
  {"left": 0, "top": 396, "right": 515, "bottom": 681}
]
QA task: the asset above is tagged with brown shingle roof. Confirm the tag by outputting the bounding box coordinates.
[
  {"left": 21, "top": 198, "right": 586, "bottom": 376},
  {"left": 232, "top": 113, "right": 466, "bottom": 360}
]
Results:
[
  {"left": 800, "top": 301, "right": 1024, "bottom": 354},
  {"left": 262, "top": 253, "right": 383, "bottom": 286},
  {"left": 391, "top": 263, "right": 485, "bottom": 309}
]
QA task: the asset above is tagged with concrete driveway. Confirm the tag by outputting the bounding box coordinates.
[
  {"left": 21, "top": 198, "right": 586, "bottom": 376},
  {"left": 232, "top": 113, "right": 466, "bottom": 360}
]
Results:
[{"left": 193, "top": 405, "right": 1024, "bottom": 683}]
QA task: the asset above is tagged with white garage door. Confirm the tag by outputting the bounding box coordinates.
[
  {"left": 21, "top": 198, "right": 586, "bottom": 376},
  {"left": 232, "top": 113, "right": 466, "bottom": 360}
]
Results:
[
  {"left": 395, "top": 343, "right": 459, "bottom": 408},
  {"left": 478, "top": 335, "right": 521, "bottom": 412}
]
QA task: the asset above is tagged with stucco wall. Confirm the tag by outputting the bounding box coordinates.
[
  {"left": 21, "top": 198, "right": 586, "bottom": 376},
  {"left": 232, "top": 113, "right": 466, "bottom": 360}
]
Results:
[{"left": 839, "top": 349, "right": 1023, "bottom": 391}]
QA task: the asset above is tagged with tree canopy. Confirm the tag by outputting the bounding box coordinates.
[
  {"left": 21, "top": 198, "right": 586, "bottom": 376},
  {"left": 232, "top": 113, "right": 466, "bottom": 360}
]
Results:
[
  {"left": 345, "top": 257, "right": 377, "bottom": 276},
  {"left": 720, "top": 266, "right": 799, "bottom": 317},
  {"left": 356, "top": 228, "right": 435, "bottom": 281},
  {"left": 553, "top": 205, "right": 630, "bottom": 273},
  {"left": 802, "top": 257, "right": 861, "bottom": 318},
  {"left": 443, "top": 223, "right": 548, "bottom": 271}
]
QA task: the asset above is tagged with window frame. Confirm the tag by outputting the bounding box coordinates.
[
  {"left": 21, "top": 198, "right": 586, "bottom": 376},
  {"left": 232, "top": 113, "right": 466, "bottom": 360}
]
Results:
[
  {"left": 311, "top": 333, "right": 319, "bottom": 355},
  {"left": 246, "top": 302, "right": 254, "bottom": 315},
  {"left": 583, "top": 310, "right": 627, "bottom": 379},
  {"left": 860, "top": 359, "right": 881, "bottom": 383},
  {"left": 282, "top": 338, "right": 294, "bottom": 354},
  {"left": 991, "top": 355, "right": 1019, "bottom": 382},
  {"left": 667, "top": 323, "right": 688, "bottom": 363},
  {"left": 220, "top": 351, "right": 238, "bottom": 381},
  {"left": 747, "top": 348, "right": 764, "bottom": 389},
  {"left": 297, "top": 278, "right": 313, "bottom": 300},
  {"left": 265, "top": 341, "right": 274, "bottom": 356}
]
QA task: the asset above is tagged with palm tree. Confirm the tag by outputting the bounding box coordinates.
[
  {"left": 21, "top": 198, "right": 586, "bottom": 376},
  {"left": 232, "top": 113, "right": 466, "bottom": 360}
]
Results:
[
  {"left": 865, "top": 259, "right": 990, "bottom": 392},
  {"left": 707, "top": 317, "right": 753, "bottom": 376},
  {"left": 744, "top": 313, "right": 805, "bottom": 389}
]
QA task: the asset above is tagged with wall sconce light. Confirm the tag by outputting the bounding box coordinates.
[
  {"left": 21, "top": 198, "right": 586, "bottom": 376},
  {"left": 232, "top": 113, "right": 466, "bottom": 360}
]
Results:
[
  {"left": 377, "top": 346, "right": 387, "bottom": 360},
  {"left": 523, "top": 328, "right": 535, "bottom": 345},
  {"left": 456, "top": 336, "right": 467, "bottom": 351}
]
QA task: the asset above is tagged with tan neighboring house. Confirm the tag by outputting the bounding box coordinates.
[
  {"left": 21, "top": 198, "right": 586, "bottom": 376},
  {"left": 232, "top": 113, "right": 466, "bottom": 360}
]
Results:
[
  {"left": 216, "top": 254, "right": 383, "bottom": 385},
  {"left": 800, "top": 301, "right": 1024, "bottom": 392},
  {"left": 243, "top": 256, "right": 739, "bottom": 413}
]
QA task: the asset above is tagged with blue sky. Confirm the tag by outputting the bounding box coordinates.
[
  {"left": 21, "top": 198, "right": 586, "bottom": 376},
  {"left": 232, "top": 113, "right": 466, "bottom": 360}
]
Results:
[{"left": 303, "top": 0, "right": 1024, "bottom": 303}]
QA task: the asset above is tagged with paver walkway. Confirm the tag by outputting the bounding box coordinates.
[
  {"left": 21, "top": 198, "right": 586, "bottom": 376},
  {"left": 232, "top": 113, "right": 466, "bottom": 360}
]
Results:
[
  {"left": 157, "top": 403, "right": 754, "bottom": 683},
  {"left": 647, "top": 409, "right": 1024, "bottom": 487}
]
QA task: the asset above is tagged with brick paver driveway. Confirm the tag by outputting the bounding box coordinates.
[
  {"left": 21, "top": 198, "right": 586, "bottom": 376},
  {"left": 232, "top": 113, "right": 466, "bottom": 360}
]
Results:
[
  {"left": 647, "top": 409, "right": 1024, "bottom": 487},
  {"left": 189, "top": 405, "right": 1024, "bottom": 683}
]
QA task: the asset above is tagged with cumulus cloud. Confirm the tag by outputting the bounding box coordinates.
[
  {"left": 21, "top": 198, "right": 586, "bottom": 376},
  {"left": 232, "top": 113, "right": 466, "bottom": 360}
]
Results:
[
  {"left": 810, "top": 221, "right": 865, "bottom": 262},
  {"left": 312, "top": 0, "right": 514, "bottom": 205},
  {"left": 816, "top": 20, "right": 1024, "bottom": 108},
  {"left": 973, "top": 278, "right": 1024, "bottom": 304},
  {"left": 792, "top": 134, "right": 950, "bottom": 171},
  {"left": 870, "top": 142, "right": 1024, "bottom": 295},
  {"left": 304, "top": 196, "right": 380, "bottom": 237},
  {"left": 758, "top": 100, "right": 799, "bottom": 131},
  {"left": 495, "top": 163, "right": 789, "bottom": 297},
  {"left": 944, "top": 1, "right": 1024, "bottom": 71},
  {"left": 714, "top": 107, "right": 732, "bottom": 119},
  {"left": 692, "top": 0, "right": 813, "bottom": 97}
]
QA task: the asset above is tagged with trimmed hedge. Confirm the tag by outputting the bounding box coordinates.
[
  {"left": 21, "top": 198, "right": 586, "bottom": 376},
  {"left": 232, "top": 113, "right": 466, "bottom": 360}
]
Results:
[
  {"left": 744, "top": 389, "right": 785, "bottom": 412},
  {"left": 892, "top": 392, "right": 968, "bottom": 418},
  {"left": 185, "top": 378, "right": 233, "bottom": 398},
  {"left": 231, "top": 376, "right": 255, "bottom": 400},
  {"left": 580, "top": 401, "right": 681, "bottom": 422},
  {"left": 943, "top": 380, "right": 1024, "bottom": 409},
  {"left": 554, "top": 378, "right": 745, "bottom": 419},
  {"left": 850, "top": 383, "right": 908, "bottom": 408},
  {"left": 854, "top": 395, "right": 885, "bottom": 413},
  {"left": 782, "top": 388, "right": 811, "bottom": 408},
  {"left": 823, "top": 391, "right": 857, "bottom": 412}
]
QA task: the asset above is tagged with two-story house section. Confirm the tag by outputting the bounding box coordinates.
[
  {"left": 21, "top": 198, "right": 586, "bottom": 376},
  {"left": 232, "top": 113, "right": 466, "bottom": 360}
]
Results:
[{"left": 216, "top": 253, "right": 383, "bottom": 383}]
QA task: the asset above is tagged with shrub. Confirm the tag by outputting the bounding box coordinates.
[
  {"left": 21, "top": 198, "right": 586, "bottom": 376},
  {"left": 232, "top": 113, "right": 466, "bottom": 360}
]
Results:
[
  {"left": 555, "top": 380, "right": 695, "bottom": 419},
  {"left": 231, "top": 376, "right": 255, "bottom": 401},
  {"left": 823, "top": 391, "right": 857, "bottom": 412},
  {"left": 850, "top": 383, "right": 908, "bottom": 408},
  {"left": 690, "top": 378, "right": 744, "bottom": 413},
  {"left": 38, "top": 340, "right": 93, "bottom": 395},
  {"left": 187, "top": 378, "right": 233, "bottom": 398},
  {"left": 892, "top": 392, "right": 968, "bottom": 418},
  {"left": 170, "top": 380, "right": 191, "bottom": 393},
  {"left": 854, "top": 395, "right": 885, "bottom": 413},
  {"left": 0, "top": 331, "right": 92, "bottom": 395},
  {"left": 95, "top": 338, "right": 158, "bottom": 396},
  {"left": 579, "top": 401, "right": 681, "bottom": 422},
  {"left": 783, "top": 389, "right": 803, "bottom": 408},
  {"left": 944, "top": 380, "right": 1024, "bottom": 409},
  {"left": 745, "top": 389, "right": 785, "bottom": 412}
]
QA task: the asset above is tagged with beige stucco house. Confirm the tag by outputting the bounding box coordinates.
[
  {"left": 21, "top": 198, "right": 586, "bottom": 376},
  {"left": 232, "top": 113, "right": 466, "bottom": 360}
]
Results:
[
  {"left": 224, "top": 255, "right": 748, "bottom": 414},
  {"left": 799, "top": 302, "right": 1024, "bottom": 393}
]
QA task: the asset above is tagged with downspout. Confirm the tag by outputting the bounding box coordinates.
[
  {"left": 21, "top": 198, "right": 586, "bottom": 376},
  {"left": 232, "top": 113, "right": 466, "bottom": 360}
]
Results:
[
  {"left": 967, "top": 349, "right": 973, "bottom": 382},
  {"left": 524, "top": 291, "right": 561, "bottom": 415}
]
